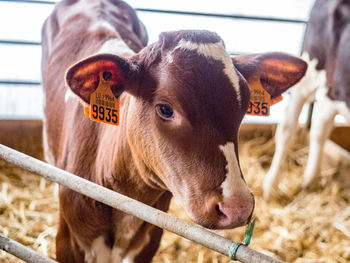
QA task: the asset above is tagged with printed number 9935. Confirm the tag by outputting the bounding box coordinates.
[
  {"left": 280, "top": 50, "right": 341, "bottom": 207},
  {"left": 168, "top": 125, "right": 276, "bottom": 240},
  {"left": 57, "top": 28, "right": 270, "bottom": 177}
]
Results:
[
  {"left": 246, "top": 101, "right": 269, "bottom": 116},
  {"left": 91, "top": 105, "right": 118, "bottom": 124}
]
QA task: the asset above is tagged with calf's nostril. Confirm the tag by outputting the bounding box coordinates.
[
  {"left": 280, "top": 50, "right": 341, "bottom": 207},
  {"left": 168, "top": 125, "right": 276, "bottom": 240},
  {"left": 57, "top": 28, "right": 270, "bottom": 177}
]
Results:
[{"left": 215, "top": 204, "right": 228, "bottom": 219}]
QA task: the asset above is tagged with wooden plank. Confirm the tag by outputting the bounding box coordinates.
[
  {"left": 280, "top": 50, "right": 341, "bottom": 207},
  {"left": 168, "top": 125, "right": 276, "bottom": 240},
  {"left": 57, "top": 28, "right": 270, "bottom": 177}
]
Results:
[{"left": 330, "top": 126, "right": 350, "bottom": 152}]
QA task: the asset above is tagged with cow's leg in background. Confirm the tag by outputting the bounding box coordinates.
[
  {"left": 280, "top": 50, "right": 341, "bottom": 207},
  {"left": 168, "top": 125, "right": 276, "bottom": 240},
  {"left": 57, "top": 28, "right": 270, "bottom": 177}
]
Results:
[
  {"left": 263, "top": 87, "right": 310, "bottom": 200},
  {"left": 303, "top": 91, "right": 350, "bottom": 188},
  {"left": 303, "top": 94, "right": 338, "bottom": 188},
  {"left": 263, "top": 55, "right": 322, "bottom": 200}
]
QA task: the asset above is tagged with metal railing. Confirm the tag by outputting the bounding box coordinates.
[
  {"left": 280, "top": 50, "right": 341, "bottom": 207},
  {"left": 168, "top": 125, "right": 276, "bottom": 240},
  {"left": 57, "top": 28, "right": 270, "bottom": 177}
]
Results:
[
  {"left": 0, "top": 0, "right": 307, "bottom": 88},
  {"left": 0, "top": 144, "right": 284, "bottom": 263},
  {"left": 0, "top": 0, "right": 307, "bottom": 24}
]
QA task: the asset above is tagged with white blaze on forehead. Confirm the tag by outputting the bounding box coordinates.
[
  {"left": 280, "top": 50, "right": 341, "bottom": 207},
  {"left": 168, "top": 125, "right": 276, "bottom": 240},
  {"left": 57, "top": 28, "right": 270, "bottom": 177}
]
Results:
[
  {"left": 219, "top": 142, "right": 249, "bottom": 198},
  {"left": 173, "top": 39, "right": 241, "bottom": 104}
]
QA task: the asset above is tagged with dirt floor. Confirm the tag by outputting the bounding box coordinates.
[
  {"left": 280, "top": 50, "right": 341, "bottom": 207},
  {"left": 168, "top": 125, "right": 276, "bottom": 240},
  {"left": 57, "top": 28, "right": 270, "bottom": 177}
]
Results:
[{"left": 0, "top": 135, "right": 349, "bottom": 263}]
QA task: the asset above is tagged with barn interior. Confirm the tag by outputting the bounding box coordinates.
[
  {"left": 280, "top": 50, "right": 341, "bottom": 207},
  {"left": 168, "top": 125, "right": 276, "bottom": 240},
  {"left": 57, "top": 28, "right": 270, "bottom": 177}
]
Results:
[{"left": 0, "top": 0, "right": 350, "bottom": 262}]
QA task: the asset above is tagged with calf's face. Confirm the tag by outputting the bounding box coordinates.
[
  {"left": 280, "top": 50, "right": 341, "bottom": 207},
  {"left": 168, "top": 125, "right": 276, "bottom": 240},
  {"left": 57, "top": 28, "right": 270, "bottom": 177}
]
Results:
[{"left": 66, "top": 30, "right": 307, "bottom": 229}]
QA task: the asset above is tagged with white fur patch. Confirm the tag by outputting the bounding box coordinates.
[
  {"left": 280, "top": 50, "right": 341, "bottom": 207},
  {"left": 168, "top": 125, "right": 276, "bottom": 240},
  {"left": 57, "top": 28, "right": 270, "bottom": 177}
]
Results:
[
  {"left": 111, "top": 247, "right": 123, "bottom": 263},
  {"left": 166, "top": 52, "right": 174, "bottom": 63},
  {"left": 85, "top": 232, "right": 150, "bottom": 263},
  {"left": 98, "top": 38, "right": 134, "bottom": 56},
  {"left": 316, "top": 86, "right": 350, "bottom": 122},
  {"left": 89, "top": 20, "right": 116, "bottom": 34},
  {"left": 172, "top": 40, "right": 241, "bottom": 104},
  {"left": 122, "top": 233, "right": 150, "bottom": 263},
  {"left": 219, "top": 142, "right": 249, "bottom": 198},
  {"left": 86, "top": 236, "right": 111, "bottom": 263},
  {"left": 64, "top": 89, "right": 74, "bottom": 103},
  {"left": 291, "top": 52, "right": 327, "bottom": 102},
  {"left": 57, "top": 0, "right": 93, "bottom": 28},
  {"left": 121, "top": 248, "right": 140, "bottom": 263}
]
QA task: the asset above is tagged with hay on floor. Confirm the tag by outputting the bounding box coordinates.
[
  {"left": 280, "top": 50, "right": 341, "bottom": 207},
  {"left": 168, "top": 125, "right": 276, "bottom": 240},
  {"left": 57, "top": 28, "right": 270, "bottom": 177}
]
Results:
[
  {"left": 0, "top": 135, "right": 349, "bottom": 263},
  {"left": 0, "top": 160, "right": 58, "bottom": 263}
]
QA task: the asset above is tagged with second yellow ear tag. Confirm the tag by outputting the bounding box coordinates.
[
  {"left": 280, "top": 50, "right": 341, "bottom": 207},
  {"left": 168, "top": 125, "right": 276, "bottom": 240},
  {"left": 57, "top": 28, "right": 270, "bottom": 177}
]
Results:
[
  {"left": 84, "top": 72, "right": 119, "bottom": 125},
  {"left": 246, "top": 78, "right": 283, "bottom": 117}
]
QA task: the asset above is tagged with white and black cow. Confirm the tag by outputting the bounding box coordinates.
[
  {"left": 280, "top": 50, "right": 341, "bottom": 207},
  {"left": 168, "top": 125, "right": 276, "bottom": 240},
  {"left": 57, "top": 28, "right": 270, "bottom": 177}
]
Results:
[{"left": 264, "top": 0, "right": 350, "bottom": 200}]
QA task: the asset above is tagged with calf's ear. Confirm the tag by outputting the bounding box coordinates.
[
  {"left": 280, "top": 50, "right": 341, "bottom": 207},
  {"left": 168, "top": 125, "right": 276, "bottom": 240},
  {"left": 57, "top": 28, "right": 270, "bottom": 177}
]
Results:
[
  {"left": 65, "top": 54, "right": 138, "bottom": 104},
  {"left": 232, "top": 52, "right": 307, "bottom": 98}
]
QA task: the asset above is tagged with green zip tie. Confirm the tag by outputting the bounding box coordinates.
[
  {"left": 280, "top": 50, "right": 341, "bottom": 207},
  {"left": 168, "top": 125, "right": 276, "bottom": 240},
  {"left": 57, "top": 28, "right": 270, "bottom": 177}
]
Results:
[
  {"left": 229, "top": 242, "right": 243, "bottom": 260},
  {"left": 229, "top": 217, "right": 256, "bottom": 260},
  {"left": 243, "top": 217, "right": 256, "bottom": 246}
]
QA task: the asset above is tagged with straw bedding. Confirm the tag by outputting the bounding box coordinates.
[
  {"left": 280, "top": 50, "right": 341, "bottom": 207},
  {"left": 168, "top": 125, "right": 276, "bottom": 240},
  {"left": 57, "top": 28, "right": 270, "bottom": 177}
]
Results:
[{"left": 0, "top": 135, "right": 349, "bottom": 263}]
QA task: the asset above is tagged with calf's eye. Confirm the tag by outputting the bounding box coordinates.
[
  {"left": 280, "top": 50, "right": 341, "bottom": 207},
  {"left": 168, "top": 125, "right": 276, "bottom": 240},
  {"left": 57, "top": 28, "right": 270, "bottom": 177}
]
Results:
[{"left": 156, "top": 104, "right": 174, "bottom": 120}]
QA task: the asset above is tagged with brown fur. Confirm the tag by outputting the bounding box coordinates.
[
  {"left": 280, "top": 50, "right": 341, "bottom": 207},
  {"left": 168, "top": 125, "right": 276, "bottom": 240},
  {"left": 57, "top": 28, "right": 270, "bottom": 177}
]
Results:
[{"left": 42, "top": 1, "right": 307, "bottom": 262}]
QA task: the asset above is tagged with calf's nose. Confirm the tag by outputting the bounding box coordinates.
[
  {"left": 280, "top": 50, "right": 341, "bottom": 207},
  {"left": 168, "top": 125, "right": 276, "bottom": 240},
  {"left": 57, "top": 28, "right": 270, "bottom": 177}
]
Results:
[
  {"left": 214, "top": 195, "right": 254, "bottom": 229},
  {"left": 185, "top": 192, "right": 255, "bottom": 229}
]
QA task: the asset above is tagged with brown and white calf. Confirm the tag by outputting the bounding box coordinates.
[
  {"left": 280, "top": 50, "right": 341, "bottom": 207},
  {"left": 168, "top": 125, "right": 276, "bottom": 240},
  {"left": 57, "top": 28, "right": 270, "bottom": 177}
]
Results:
[
  {"left": 41, "top": 0, "right": 307, "bottom": 262},
  {"left": 263, "top": 0, "right": 350, "bottom": 200}
]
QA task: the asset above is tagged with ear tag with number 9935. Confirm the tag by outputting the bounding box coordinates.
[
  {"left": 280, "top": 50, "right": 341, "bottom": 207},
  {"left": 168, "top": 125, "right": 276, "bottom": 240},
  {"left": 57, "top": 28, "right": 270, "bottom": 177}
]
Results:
[
  {"left": 83, "top": 72, "right": 119, "bottom": 125},
  {"left": 246, "top": 78, "right": 282, "bottom": 117}
]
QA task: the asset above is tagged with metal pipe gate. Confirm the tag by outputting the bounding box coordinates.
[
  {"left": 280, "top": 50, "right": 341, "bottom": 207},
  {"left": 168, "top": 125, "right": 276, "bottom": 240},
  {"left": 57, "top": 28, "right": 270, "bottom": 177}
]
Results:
[{"left": 0, "top": 144, "right": 283, "bottom": 263}]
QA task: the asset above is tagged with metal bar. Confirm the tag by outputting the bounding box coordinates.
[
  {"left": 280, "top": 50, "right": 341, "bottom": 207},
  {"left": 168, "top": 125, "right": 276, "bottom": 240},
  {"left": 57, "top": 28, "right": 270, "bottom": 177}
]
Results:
[
  {"left": 299, "top": 24, "right": 308, "bottom": 55},
  {"left": 136, "top": 8, "right": 307, "bottom": 24},
  {"left": 0, "top": 39, "right": 41, "bottom": 46},
  {"left": 0, "top": 80, "right": 41, "bottom": 86},
  {"left": 0, "top": 234, "right": 57, "bottom": 263},
  {"left": 0, "top": 144, "right": 284, "bottom": 263},
  {"left": 306, "top": 101, "right": 315, "bottom": 131},
  {"left": 0, "top": 0, "right": 55, "bottom": 4},
  {"left": 0, "top": 40, "right": 242, "bottom": 57},
  {"left": 0, "top": 0, "right": 306, "bottom": 24}
]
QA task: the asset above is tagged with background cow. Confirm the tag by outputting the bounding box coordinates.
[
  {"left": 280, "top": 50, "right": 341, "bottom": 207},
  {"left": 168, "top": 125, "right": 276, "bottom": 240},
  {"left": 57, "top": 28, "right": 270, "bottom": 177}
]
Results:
[
  {"left": 41, "top": 0, "right": 307, "bottom": 262},
  {"left": 263, "top": 0, "right": 350, "bottom": 200}
]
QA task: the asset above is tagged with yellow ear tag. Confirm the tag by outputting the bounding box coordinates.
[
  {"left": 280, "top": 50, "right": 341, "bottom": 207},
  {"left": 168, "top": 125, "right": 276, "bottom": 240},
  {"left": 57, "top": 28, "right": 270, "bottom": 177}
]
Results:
[
  {"left": 83, "top": 72, "right": 119, "bottom": 125},
  {"left": 246, "top": 78, "right": 283, "bottom": 117}
]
